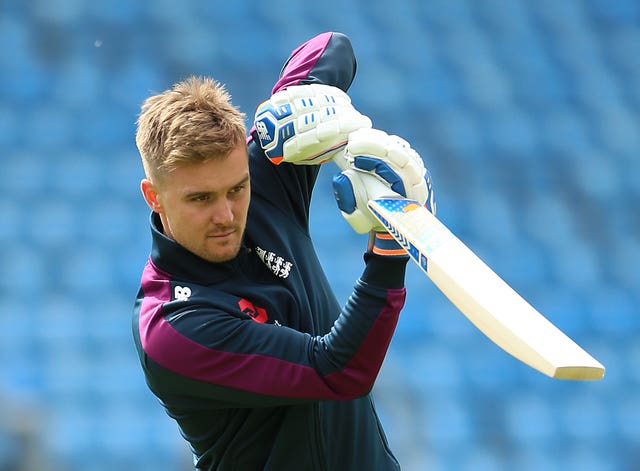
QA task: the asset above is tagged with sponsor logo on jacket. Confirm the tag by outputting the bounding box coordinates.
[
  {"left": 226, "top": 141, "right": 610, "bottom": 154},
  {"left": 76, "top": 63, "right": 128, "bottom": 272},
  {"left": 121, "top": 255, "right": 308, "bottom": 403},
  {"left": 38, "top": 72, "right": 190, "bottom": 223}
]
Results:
[
  {"left": 174, "top": 285, "right": 192, "bottom": 301},
  {"left": 238, "top": 298, "right": 268, "bottom": 323}
]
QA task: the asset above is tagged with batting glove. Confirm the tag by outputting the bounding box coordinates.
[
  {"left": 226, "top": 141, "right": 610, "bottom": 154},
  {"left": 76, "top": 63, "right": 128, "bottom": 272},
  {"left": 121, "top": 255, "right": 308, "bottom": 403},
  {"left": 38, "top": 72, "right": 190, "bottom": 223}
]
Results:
[
  {"left": 253, "top": 84, "right": 372, "bottom": 165},
  {"left": 332, "top": 128, "right": 436, "bottom": 237}
]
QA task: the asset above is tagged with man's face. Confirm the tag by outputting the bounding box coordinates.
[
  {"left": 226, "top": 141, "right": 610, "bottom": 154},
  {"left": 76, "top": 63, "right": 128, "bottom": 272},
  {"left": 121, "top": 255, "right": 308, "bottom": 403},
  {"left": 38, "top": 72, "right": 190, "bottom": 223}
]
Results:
[{"left": 142, "top": 143, "right": 251, "bottom": 263}]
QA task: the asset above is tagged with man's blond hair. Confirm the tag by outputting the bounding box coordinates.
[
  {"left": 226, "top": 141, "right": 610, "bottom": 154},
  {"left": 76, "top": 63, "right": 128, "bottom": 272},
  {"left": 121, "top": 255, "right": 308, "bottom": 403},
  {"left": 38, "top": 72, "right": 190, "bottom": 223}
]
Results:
[{"left": 136, "top": 76, "right": 247, "bottom": 182}]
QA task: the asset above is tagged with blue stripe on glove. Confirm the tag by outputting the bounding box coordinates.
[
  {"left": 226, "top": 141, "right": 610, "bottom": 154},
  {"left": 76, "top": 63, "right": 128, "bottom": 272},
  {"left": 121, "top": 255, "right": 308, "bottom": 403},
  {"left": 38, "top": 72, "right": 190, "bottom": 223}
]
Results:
[{"left": 353, "top": 156, "right": 406, "bottom": 196}]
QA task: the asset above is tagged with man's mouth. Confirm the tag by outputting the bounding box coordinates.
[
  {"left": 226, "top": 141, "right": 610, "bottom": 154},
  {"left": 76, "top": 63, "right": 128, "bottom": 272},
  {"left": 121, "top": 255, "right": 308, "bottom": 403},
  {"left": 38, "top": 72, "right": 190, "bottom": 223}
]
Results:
[{"left": 207, "top": 229, "right": 236, "bottom": 238}]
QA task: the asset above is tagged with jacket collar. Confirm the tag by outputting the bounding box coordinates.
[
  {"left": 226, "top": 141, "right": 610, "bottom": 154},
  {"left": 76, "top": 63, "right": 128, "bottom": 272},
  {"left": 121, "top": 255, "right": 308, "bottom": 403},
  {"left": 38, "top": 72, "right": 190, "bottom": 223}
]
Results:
[{"left": 148, "top": 212, "right": 252, "bottom": 284}]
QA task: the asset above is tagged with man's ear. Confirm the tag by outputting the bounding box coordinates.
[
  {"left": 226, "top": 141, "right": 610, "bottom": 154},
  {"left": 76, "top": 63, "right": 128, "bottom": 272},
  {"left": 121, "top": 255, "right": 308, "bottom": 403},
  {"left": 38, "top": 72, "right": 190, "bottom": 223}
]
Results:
[{"left": 141, "top": 179, "right": 162, "bottom": 213}]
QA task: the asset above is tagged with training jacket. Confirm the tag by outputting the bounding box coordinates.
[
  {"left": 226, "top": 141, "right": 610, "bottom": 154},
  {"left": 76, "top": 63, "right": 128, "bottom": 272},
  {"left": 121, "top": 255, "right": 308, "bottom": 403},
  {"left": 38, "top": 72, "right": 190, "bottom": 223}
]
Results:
[{"left": 132, "top": 32, "right": 408, "bottom": 471}]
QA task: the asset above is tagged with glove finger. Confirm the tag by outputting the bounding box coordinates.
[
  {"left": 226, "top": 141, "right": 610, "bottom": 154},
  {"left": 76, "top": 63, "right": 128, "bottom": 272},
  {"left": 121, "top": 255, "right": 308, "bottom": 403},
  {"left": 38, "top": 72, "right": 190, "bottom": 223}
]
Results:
[
  {"left": 386, "top": 145, "right": 410, "bottom": 168},
  {"left": 332, "top": 172, "right": 376, "bottom": 233},
  {"left": 388, "top": 134, "right": 412, "bottom": 150},
  {"left": 408, "top": 181, "right": 428, "bottom": 206},
  {"left": 352, "top": 156, "right": 406, "bottom": 196},
  {"left": 346, "top": 128, "right": 389, "bottom": 157},
  {"left": 332, "top": 173, "right": 357, "bottom": 215},
  {"left": 286, "top": 83, "right": 351, "bottom": 104},
  {"left": 295, "top": 104, "right": 357, "bottom": 132},
  {"left": 314, "top": 107, "right": 371, "bottom": 136},
  {"left": 403, "top": 158, "right": 427, "bottom": 185}
]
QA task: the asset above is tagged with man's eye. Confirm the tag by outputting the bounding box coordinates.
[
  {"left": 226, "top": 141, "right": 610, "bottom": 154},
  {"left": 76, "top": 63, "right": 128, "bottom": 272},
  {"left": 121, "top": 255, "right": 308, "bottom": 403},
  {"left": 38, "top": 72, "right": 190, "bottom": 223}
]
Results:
[
  {"left": 191, "top": 194, "right": 210, "bottom": 202},
  {"left": 230, "top": 185, "right": 246, "bottom": 194}
]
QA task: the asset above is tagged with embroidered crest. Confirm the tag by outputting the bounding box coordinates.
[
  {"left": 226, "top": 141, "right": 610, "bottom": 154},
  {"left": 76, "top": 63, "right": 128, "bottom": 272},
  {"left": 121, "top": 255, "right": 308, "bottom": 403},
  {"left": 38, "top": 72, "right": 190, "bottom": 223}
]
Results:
[{"left": 254, "top": 246, "right": 293, "bottom": 279}]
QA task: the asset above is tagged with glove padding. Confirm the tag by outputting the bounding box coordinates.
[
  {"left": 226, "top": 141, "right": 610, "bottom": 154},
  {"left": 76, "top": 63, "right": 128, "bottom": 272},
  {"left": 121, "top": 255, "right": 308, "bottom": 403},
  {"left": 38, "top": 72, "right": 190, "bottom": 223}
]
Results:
[
  {"left": 254, "top": 84, "right": 371, "bottom": 165},
  {"left": 332, "top": 128, "right": 436, "bottom": 234}
]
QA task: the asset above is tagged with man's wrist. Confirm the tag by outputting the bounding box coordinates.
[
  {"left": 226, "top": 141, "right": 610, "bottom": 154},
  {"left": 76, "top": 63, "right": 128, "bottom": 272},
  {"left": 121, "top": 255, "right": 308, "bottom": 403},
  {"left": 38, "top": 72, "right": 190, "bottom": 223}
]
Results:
[{"left": 362, "top": 248, "right": 408, "bottom": 289}]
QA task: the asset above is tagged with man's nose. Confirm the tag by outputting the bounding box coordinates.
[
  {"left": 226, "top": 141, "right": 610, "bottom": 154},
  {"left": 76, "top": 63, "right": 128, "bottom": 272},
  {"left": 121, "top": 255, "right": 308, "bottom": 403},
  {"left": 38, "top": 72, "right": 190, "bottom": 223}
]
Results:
[{"left": 210, "top": 198, "right": 234, "bottom": 225}]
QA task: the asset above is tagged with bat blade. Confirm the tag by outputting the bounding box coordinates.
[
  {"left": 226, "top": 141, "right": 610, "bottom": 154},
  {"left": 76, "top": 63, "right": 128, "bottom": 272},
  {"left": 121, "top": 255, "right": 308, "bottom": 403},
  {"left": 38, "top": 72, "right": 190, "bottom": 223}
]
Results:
[{"left": 367, "top": 197, "right": 605, "bottom": 381}]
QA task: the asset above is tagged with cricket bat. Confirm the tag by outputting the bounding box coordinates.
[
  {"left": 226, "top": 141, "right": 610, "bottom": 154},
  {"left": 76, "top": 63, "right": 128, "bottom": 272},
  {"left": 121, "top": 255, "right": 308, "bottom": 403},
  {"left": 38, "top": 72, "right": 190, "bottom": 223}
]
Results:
[{"left": 367, "top": 197, "right": 605, "bottom": 380}]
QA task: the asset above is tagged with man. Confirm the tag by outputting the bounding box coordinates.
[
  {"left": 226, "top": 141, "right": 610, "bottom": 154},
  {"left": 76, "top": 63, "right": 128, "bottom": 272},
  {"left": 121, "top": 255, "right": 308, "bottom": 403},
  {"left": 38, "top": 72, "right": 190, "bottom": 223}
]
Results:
[{"left": 132, "top": 32, "right": 435, "bottom": 470}]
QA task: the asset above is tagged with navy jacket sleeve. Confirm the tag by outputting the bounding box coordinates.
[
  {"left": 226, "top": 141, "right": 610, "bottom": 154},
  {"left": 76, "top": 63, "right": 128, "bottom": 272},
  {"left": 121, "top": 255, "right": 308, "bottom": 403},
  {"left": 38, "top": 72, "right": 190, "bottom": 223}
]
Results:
[{"left": 271, "top": 31, "right": 357, "bottom": 93}]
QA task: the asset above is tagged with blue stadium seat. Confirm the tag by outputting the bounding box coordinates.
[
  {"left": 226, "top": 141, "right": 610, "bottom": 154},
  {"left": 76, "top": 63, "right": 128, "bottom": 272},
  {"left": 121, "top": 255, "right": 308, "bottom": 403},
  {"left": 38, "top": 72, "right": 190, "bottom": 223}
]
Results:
[
  {"left": 25, "top": 0, "right": 86, "bottom": 25},
  {"left": 505, "top": 393, "right": 558, "bottom": 448},
  {"left": 609, "top": 234, "right": 640, "bottom": 291},
  {"left": 614, "top": 391, "right": 640, "bottom": 457},
  {"left": 586, "top": 283, "right": 637, "bottom": 334},
  {"left": 483, "top": 109, "right": 541, "bottom": 158},
  {"left": 559, "top": 392, "right": 612, "bottom": 445},
  {"left": 561, "top": 445, "right": 619, "bottom": 471},
  {"left": 77, "top": 197, "right": 139, "bottom": 247},
  {"left": 419, "top": 393, "right": 475, "bottom": 453},
  {"left": 0, "top": 243, "right": 47, "bottom": 296},
  {"left": 537, "top": 108, "right": 594, "bottom": 155},
  {"left": 2, "top": 150, "right": 48, "bottom": 198},
  {"left": 417, "top": 0, "right": 475, "bottom": 31},
  {"left": 51, "top": 57, "right": 103, "bottom": 116},
  {"left": 0, "top": 105, "right": 19, "bottom": 149},
  {"left": 0, "top": 299, "right": 43, "bottom": 391},
  {"left": 0, "top": 198, "right": 22, "bottom": 244},
  {"left": 27, "top": 105, "right": 75, "bottom": 151},
  {"left": 24, "top": 198, "right": 79, "bottom": 250},
  {"left": 424, "top": 105, "right": 485, "bottom": 159},
  {"left": 403, "top": 341, "right": 465, "bottom": 392},
  {"left": 0, "top": 22, "right": 48, "bottom": 105},
  {"left": 459, "top": 448, "right": 506, "bottom": 471},
  {"left": 85, "top": 0, "right": 145, "bottom": 26},
  {"left": 509, "top": 450, "right": 559, "bottom": 471},
  {"left": 43, "top": 401, "right": 98, "bottom": 469},
  {"left": 586, "top": 0, "right": 640, "bottom": 25},
  {"left": 461, "top": 340, "right": 523, "bottom": 391}
]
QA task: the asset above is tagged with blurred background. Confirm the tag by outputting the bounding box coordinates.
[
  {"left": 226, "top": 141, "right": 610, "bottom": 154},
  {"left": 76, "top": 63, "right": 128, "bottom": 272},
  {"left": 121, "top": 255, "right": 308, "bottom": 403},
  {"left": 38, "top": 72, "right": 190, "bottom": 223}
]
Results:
[{"left": 0, "top": 0, "right": 638, "bottom": 470}]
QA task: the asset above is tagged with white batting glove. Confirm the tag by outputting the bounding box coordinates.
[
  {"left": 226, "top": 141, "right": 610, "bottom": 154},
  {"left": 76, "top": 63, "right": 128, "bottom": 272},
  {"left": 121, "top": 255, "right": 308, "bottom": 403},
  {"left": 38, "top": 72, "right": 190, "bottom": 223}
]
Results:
[
  {"left": 253, "top": 84, "right": 372, "bottom": 165},
  {"left": 332, "top": 128, "right": 436, "bottom": 234}
]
